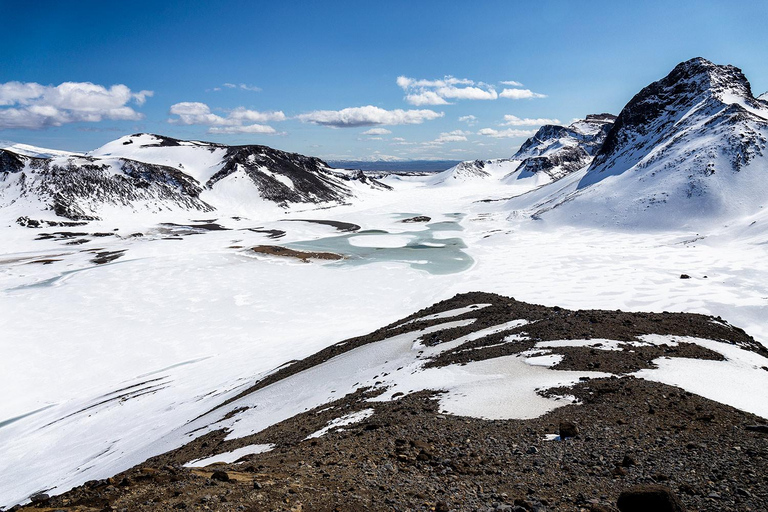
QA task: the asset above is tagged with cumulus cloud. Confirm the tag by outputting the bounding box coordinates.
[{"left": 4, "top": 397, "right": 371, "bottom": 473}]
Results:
[
  {"left": 405, "top": 90, "right": 450, "bottom": 106},
  {"left": 362, "top": 128, "right": 392, "bottom": 135},
  {"left": 398, "top": 75, "right": 499, "bottom": 106},
  {"left": 501, "top": 114, "right": 560, "bottom": 126},
  {"left": 499, "top": 88, "right": 547, "bottom": 99},
  {"left": 477, "top": 127, "right": 537, "bottom": 138},
  {"left": 0, "top": 81, "right": 152, "bottom": 130},
  {"left": 397, "top": 75, "right": 546, "bottom": 106},
  {"left": 458, "top": 114, "right": 478, "bottom": 126},
  {"left": 168, "top": 101, "right": 285, "bottom": 134},
  {"left": 297, "top": 105, "right": 443, "bottom": 127},
  {"left": 434, "top": 130, "right": 469, "bottom": 143}
]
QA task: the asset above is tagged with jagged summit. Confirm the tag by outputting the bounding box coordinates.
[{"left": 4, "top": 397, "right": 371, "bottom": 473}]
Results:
[
  {"left": 511, "top": 114, "right": 615, "bottom": 181},
  {"left": 584, "top": 57, "right": 766, "bottom": 187},
  {"left": 514, "top": 58, "right": 768, "bottom": 228},
  {"left": 430, "top": 114, "right": 615, "bottom": 189}
]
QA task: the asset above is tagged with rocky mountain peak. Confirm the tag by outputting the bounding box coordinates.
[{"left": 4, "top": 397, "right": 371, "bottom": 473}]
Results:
[{"left": 585, "top": 57, "right": 767, "bottom": 186}]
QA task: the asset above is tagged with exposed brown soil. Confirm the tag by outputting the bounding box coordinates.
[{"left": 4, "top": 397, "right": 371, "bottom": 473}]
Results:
[
  {"left": 282, "top": 219, "right": 361, "bottom": 232},
  {"left": 250, "top": 245, "right": 344, "bottom": 263}
]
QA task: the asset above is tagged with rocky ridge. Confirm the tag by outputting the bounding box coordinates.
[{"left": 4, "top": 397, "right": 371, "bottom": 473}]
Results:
[
  {"left": 0, "top": 134, "right": 389, "bottom": 221},
  {"left": 10, "top": 292, "right": 768, "bottom": 511}
]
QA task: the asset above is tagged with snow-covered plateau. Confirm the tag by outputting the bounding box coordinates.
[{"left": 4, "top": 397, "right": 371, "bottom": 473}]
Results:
[{"left": 1, "top": 58, "right": 768, "bottom": 508}]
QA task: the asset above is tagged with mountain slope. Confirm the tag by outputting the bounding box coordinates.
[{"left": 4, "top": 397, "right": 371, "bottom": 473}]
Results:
[
  {"left": 0, "top": 134, "right": 389, "bottom": 221},
  {"left": 0, "top": 149, "right": 213, "bottom": 220},
  {"left": 5, "top": 292, "right": 767, "bottom": 510},
  {"left": 512, "top": 113, "right": 616, "bottom": 181},
  {"left": 522, "top": 58, "right": 768, "bottom": 228},
  {"left": 429, "top": 114, "right": 615, "bottom": 189}
]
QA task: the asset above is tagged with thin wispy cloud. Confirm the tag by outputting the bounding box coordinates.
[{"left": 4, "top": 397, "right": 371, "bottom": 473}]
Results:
[
  {"left": 361, "top": 128, "right": 392, "bottom": 135},
  {"left": 209, "top": 83, "right": 263, "bottom": 92},
  {"left": 501, "top": 115, "right": 560, "bottom": 126},
  {"left": 500, "top": 80, "right": 523, "bottom": 86},
  {"left": 0, "top": 81, "right": 152, "bottom": 129},
  {"left": 223, "top": 83, "right": 262, "bottom": 92},
  {"left": 458, "top": 115, "right": 478, "bottom": 126},
  {"left": 477, "top": 127, "right": 537, "bottom": 138},
  {"left": 297, "top": 105, "right": 443, "bottom": 127},
  {"left": 168, "top": 101, "right": 285, "bottom": 134}
]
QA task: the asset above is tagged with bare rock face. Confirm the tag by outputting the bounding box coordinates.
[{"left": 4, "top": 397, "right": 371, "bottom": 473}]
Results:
[{"left": 512, "top": 114, "right": 616, "bottom": 181}]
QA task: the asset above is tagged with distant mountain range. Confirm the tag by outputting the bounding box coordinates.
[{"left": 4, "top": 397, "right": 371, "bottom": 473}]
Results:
[
  {"left": 327, "top": 160, "right": 461, "bottom": 174},
  {"left": 2, "top": 58, "right": 767, "bottom": 229},
  {"left": 0, "top": 134, "right": 388, "bottom": 221}
]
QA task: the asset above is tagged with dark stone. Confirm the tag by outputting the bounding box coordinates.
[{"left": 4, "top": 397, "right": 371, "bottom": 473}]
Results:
[
  {"left": 621, "top": 455, "right": 636, "bottom": 467},
  {"left": 617, "top": 485, "right": 686, "bottom": 512},
  {"left": 559, "top": 421, "right": 579, "bottom": 438},
  {"left": 402, "top": 216, "right": 431, "bottom": 223},
  {"left": 29, "top": 493, "right": 50, "bottom": 503},
  {"left": 745, "top": 424, "right": 768, "bottom": 433},
  {"left": 680, "top": 274, "right": 691, "bottom": 279},
  {"left": 210, "top": 470, "right": 230, "bottom": 482}
]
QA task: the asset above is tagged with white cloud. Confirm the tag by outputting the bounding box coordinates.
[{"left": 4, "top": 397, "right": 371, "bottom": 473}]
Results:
[
  {"left": 362, "top": 128, "right": 392, "bottom": 135},
  {"left": 297, "top": 105, "right": 443, "bottom": 127},
  {"left": 0, "top": 81, "right": 152, "bottom": 129},
  {"left": 229, "top": 107, "right": 286, "bottom": 123},
  {"left": 458, "top": 115, "right": 478, "bottom": 126},
  {"left": 499, "top": 88, "right": 547, "bottom": 99},
  {"left": 405, "top": 90, "right": 450, "bottom": 106},
  {"left": 398, "top": 75, "right": 499, "bottom": 106},
  {"left": 434, "top": 130, "right": 469, "bottom": 143},
  {"left": 392, "top": 137, "right": 406, "bottom": 142},
  {"left": 398, "top": 75, "right": 545, "bottom": 106},
  {"left": 437, "top": 86, "right": 497, "bottom": 101},
  {"left": 477, "top": 127, "right": 537, "bottom": 138},
  {"left": 501, "top": 115, "right": 560, "bottom": 126},
  {"left": 208, "top": 124, "right": 277, "bottom": 134},
  {"left": 168, "top": 101, "right": 285, "bottom": 134},
  {"left": 223, "top": 83, "right": 262, "bottom": 92}
]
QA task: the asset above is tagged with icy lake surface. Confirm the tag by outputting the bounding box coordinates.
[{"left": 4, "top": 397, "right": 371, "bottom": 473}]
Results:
[{"left": 286, "top": 217, "right": 473, "bottom": 275}]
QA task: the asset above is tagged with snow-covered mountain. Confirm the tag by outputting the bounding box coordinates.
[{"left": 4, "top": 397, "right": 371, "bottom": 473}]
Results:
[
  {"left": 0, "top": 134, "right": 388, "bottom": 221},
  {"left": 429, "top": 114, "right": 615, "bottom": 189},
  {"left": 521, "top": 58, "right": 768, "bottom": 227},
  {"left": 512, "top": 113, "right": 616, "bottom": 181}
]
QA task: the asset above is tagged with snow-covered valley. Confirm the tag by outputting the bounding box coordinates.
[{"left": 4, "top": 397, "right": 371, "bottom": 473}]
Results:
[{"left": 2, "top": 57, "right": 768, "bottom": 508}]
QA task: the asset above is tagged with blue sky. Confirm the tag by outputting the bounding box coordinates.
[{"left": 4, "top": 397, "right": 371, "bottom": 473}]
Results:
[{"left": 1, "top": 0, "right": 767, "bottom": 160}]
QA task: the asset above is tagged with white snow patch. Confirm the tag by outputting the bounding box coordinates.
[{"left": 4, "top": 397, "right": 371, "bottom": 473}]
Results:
[
  {"left": 524, "top": 354, "right": 564, "bottom": 367},
  {"left": 348, "top": 234, "right": 413, "bottom": 248},
  {"left": 305, "top": 409, "right": 374, "bottom": 439},
  {"left": 183, "top": 444, "right": 275, "bottom": 467},
  {"left": 633, "top": 335, "right": 768, "bottom": 419}
]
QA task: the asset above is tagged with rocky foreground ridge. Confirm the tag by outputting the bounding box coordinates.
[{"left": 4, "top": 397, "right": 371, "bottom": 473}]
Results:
[{"left": 9, "top": 292, "right": 768, "bottom": 511}]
